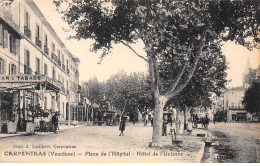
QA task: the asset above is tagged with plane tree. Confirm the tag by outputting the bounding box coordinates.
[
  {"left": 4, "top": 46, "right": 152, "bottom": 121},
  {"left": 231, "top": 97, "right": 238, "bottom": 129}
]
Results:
[{"left": 55, "top": 0, "right": 259, "bottom": 147}]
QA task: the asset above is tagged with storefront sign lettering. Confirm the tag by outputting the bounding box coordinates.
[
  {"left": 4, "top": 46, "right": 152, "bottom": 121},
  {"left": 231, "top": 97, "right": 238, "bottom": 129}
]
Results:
[{"left": 0, "top": 75, "right": 42, "bottom": 82}]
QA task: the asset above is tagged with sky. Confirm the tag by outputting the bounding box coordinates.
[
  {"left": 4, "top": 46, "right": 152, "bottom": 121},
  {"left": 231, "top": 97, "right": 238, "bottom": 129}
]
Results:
[{"left": 34, "top": 0, "right": 259, "bottom": 88}]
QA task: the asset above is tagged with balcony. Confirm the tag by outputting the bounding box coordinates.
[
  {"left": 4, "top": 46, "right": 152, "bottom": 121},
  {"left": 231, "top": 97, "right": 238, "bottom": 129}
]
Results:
[
  {"left": 24, "top": 26, "right": 31, "bottom": 39},
  {"left": 24, "top": 65, "right": 32, "bottom": 74},
  {"left": 44, "top": 45, "right": 49, "bottom": 55},
  {"left": 35, "top": 37, "right": 42, "bottom": 48},
  {"left": 62, "top": 64, "right": 65, "bottom": 70}
]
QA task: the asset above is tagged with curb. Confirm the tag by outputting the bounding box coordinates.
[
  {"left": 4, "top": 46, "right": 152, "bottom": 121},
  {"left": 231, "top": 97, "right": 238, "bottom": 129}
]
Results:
[{"left": 194, "top": 142, "right": 205, "bottom": 163}]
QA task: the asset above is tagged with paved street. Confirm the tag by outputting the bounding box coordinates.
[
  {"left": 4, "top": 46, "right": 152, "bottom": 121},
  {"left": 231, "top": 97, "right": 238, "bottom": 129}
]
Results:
[
  {"left": 0, "top": 123, "right": 204, "bottom": 163},
  {"left": 203, "top": 122, "right": 260, "bottom": 163}
]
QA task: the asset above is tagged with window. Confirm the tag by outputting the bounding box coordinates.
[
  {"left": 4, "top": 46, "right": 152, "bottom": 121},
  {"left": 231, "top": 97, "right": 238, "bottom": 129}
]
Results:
[
  {"left": 36, "top": 57, "right": 40, "bottom": 74},
  {"left": 24, "top": 49, "right": 30, "bottom": 67},
  {"left": 62, "top": 54, "right": 64, "bottom": 64},
  {"left": 44, "top": 34, "right": 48, "bottom": 46},
  {"left": 36, "top": 24, "right": 40, "bottom": 39},
  {"left": 57, "top": 50, "right": 60, "bottom": 59},
  {"left": 25, "top": 11, "right": 30, "bottom": 28},
  {"left": 44, "top": 63, "right": 48, "bottom": 75},
  {"left": 52, "top": 43, "right": 55, "bottom": 52},
  {"left": 9, "top": 64, "right": 16, "bottom": 75},
  {"left": 24, "top": 49, "right": 30, "bottom": 74},
  {"left": 9, "top": 34, "right": 16, "bottom": 53},
  {"left": 3, "top": 28, "right": 8, "bottom": 48},
  {"left": 52, "top": 67, "right": 56, "bottom": 80},
  {"left": 0, "top": 58, "right": 6, "bottom": 74}
]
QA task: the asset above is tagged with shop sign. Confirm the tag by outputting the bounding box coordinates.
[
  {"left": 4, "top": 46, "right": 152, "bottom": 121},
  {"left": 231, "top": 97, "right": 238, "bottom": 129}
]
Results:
[{"left": 0, "top": 75, "right": 43, "bottom": 83}]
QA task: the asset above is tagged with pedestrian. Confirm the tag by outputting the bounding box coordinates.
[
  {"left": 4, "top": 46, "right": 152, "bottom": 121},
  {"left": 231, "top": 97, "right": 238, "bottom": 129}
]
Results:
[
  {"left": 169, "top": 116, "right": 173, "bottom": 127},
  {"left": 119, "top": 119, "right": 126, "bottom": 136},
  {"left": 151, "top": 118, "right": 153, "bottom": 126},
  {"left": 133, "top": 117, "right": 135, "bottom": 125},
  {"left": 162, "top": 120, "right": 167, "bottom": 136},
  {"left": 52, "top": 112, "right": 59, "bottom": 133}
]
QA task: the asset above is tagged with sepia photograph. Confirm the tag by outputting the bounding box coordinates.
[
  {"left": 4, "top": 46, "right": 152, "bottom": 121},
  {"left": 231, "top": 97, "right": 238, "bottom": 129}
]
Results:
[{"left": 0, "top": 0, "right": 259, "bottom": 163}]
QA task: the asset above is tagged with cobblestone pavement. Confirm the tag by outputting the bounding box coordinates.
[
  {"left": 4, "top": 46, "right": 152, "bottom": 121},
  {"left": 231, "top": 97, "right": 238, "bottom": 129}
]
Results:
[
  {"left": 203, "top": 122, "right": 260, "bottom": 163},
  {"left": 0, "top": 123, "right": 205, "bottom": 163}
]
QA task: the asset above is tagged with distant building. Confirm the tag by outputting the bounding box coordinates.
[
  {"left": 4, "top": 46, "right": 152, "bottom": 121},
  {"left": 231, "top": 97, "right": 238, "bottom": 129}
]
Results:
[{"left": 212, "top": 58, "right": 253, "bottom": 122}]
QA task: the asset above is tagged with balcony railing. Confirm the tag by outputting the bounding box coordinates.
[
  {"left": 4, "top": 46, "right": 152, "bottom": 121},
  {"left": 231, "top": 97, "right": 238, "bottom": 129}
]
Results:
[
  {"left": 24, "top": 65, "right": 32, "bottom": 74},
  {"left": 44, "top": 45, "right": 49, "bottom": 55},
  {"left": 35, "top": 37, "right": 42, "bottom": 48},
  {"left": 24, "top": 26, "right": 31, "bottom": 39}
]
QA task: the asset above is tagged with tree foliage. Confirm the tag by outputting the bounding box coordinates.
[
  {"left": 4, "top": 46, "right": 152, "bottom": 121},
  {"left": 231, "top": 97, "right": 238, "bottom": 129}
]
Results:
[
  {"left": 242, "top": 81, "right": 260, "bottom": 115},
  {"left": 55, "top": 0, "right": 259, "bottom": 146}
]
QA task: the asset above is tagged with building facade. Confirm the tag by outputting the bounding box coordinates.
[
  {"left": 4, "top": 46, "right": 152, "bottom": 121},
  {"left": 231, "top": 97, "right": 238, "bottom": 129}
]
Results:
[
  {"left": 212, "top": 59, "right": 253, "bottom": 122},
  {"left": 0, "top": 0, "right": 80, "bottom": 129}
]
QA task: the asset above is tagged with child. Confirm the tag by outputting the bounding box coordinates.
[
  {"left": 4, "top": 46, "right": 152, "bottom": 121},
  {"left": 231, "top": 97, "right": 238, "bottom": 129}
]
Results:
[{"left": 119, "top": 119, "right": 126, "bottom": 136}]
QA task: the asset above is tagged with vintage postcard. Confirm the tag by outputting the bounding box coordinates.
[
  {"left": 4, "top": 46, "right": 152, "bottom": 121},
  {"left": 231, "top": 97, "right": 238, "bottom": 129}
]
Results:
[{"left": 0, "top": 0, "right": 259, "bottom": 163}]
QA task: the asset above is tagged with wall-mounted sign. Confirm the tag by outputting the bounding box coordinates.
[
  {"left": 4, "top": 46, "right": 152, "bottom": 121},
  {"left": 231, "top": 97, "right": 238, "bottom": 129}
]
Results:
[
  {"left": 0, "top": 75, "right": 43, "bottom": 83},
  {"left": 0, "top": 75, "right": 61, "bottom": 89}
]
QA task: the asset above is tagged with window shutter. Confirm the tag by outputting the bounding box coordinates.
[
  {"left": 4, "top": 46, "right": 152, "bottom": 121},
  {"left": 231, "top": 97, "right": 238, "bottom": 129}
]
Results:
[
  {"left": 0, "top": 24, "right": 3, "bottom": 46},
  {"left": 15, "top": 39, "right": 20, "bottom": 55},
  {"left": 3, "top": 29, "right": 8, "bottom": 48}
]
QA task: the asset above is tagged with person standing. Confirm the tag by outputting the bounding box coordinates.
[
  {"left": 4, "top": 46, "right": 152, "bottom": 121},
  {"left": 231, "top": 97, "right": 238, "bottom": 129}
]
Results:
[
  {"left": 119, "top": 119, "right": 126, "bottom": 136},
  {"left": 162, "top": 120, "right": 167, "bottom": 136},
  {"left": 52, "top": 112, "right": 59, "bottom": 133}
]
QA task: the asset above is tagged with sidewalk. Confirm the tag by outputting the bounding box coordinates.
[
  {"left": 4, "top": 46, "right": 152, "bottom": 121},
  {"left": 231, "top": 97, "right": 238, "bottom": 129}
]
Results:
[{"left": 0, "top": 124, "right": 84, "bottom": 139}]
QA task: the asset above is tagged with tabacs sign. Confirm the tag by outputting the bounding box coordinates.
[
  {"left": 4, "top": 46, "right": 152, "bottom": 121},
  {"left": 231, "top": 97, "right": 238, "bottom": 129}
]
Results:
[{"left": 0, "top": 75, "right": 43, "bottom": 83}]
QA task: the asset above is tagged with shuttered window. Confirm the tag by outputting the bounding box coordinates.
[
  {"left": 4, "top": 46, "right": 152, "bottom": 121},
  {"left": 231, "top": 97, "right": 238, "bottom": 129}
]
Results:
[{"left": 3, "top": 28, "right": 8, "bottom": 48}]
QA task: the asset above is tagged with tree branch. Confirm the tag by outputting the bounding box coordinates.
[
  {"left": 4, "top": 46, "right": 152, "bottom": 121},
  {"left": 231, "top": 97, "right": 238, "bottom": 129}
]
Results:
[
  {"left": 164, "top": 42, "right": 194, "bottom": 97},
  {"left": 165, "top": 35, "right": 206, "bottom": 99},
  {"left": 120, "top": 41, "right": 148, "bottom": 62}
]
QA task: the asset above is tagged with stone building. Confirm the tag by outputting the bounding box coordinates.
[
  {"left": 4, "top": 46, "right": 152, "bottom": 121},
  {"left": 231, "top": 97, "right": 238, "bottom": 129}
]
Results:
[{"left": 0, "top": 0, "right": 80, "bottom": 130}]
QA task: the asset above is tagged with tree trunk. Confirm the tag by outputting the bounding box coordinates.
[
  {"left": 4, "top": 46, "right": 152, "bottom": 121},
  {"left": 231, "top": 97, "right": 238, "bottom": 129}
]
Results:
[{"left": 151, "top": 96, "right": 166, "bottom": 147}]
